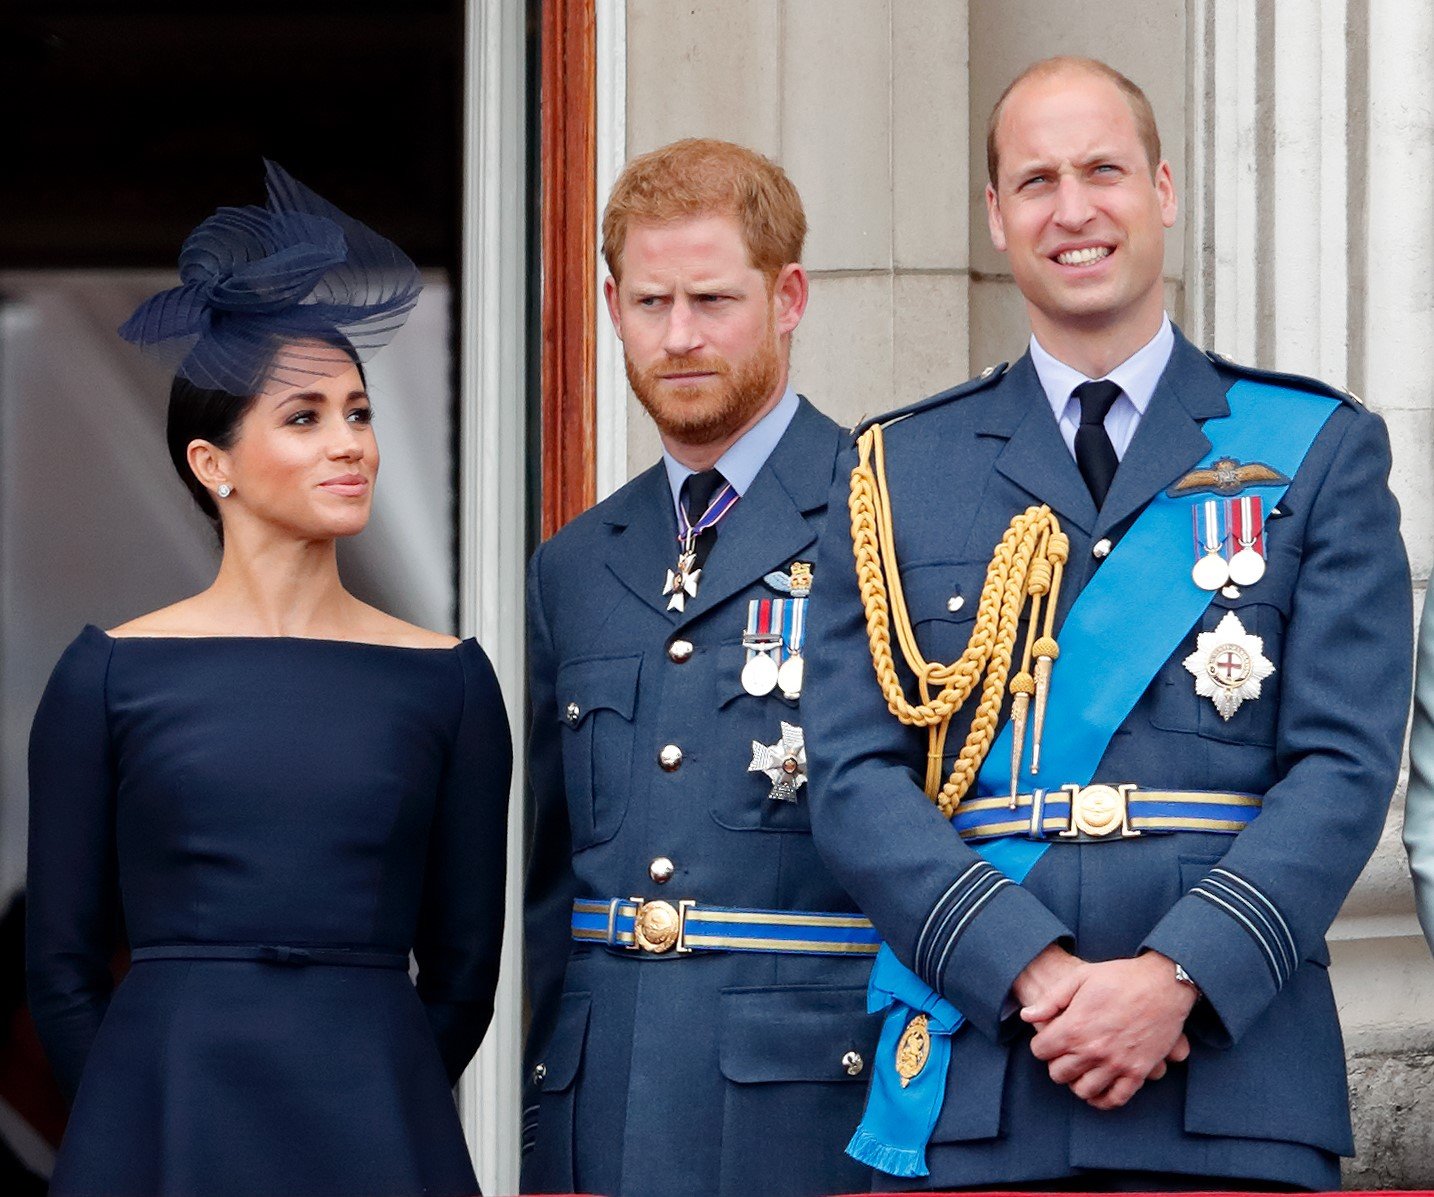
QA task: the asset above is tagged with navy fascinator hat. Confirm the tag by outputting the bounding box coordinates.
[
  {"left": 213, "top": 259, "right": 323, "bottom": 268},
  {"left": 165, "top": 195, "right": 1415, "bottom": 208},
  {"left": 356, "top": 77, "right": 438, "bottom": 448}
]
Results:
[{"left": 119, "top": 160, "right": 422, "bottom": 397}]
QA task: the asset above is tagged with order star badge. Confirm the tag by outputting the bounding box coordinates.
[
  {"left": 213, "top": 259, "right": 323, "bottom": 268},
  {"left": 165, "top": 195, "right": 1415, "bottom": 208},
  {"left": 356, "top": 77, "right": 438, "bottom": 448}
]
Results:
[
  {"left": 749, "top": 721, "right": 808, "bottom": 803},
  {"left": 1183, "top": 610, "right": 1275, "bottom": 721}
]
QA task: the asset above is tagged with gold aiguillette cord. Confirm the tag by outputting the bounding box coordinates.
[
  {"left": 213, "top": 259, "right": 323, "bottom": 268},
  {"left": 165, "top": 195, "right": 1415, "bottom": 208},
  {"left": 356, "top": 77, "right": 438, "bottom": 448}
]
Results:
[{"left": 849, "top": 422, "right": 1068, "bottom": 818}]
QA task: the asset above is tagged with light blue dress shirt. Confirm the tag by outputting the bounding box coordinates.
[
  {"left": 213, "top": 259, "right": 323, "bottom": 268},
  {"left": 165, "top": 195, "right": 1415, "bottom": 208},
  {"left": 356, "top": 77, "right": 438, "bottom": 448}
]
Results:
[
  {"left": 661, "top": 385, "right": 800, "bottom": 517},
  {"left": 1030, "top": 314, "right": 1175, "bottom": 461}
]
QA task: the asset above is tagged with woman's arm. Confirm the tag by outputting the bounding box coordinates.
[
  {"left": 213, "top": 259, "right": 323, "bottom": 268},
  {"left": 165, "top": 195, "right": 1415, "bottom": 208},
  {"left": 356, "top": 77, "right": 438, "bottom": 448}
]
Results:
[{"left": 26, "top": 627, "right": 121, "bottom": 1101}]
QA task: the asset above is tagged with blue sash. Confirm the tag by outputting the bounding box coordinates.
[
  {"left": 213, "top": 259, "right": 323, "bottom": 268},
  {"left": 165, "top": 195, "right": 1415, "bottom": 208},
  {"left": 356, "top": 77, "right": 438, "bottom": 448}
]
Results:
[{"left": 847, "top": 380, "right": 1340, "bottom": 1177}]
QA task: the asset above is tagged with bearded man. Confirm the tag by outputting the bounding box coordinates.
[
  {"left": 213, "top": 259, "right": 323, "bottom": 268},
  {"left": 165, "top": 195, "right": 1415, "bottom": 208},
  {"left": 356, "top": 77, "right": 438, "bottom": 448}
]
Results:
[{"left": 520, "top": 139, "right": 880, "bottom": 1197}]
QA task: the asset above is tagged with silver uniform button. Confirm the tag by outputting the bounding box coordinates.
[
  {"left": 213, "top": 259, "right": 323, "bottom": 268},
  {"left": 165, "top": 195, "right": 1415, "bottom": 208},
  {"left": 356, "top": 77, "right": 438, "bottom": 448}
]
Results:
[
  {"left": 1092, "top": 538, "right": 1112, "bottom": 560},
  {"left": 659, "top": 744, "right": 684, "bottom": 771},
  {"left": 533, "top": 1062, "right": 547, "bottom": 1084},
  {"left": 842, "top": 1050, "right": 864, "bottom": 1076},
  {"left": 649, "top": 856, "right": 675, "bottom": 884},
  {"left": 565, "top": 701, "right": 581, "bottom": 725},
  {"left": 668, "top": 639, "right": 694, "bottom": 663}
]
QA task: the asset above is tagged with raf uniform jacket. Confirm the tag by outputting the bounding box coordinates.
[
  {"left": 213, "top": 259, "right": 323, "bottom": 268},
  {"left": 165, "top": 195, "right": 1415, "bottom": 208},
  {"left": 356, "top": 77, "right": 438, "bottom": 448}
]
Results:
[
  {"left": 522, "top": 397, "right": 879, "bottom": 1197},
  {"left": 802, "top": 328, "right": 1412, "bottom": 1191}
]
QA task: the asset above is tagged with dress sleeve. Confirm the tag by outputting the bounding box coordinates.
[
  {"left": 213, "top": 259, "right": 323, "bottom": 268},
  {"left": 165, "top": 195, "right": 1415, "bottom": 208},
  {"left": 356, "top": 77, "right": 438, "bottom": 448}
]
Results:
[
  {"left": 26, "top": 626, "right": 121, "bottom": 1101},
  {"left": 413, "top": 639, "right": 513, "bottom": 1085}
]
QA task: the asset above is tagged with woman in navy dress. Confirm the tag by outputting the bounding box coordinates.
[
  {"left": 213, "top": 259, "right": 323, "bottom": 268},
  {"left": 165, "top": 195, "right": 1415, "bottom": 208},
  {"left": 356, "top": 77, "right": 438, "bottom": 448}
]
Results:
[{"left": 26, "top": 163, "right": 511, "bottom": 1197}]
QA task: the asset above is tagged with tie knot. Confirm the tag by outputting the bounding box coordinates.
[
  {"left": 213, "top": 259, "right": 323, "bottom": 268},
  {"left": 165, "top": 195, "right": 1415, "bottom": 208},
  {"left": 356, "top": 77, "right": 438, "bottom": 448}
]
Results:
[
  {"left": 1073, "top": 379, "right": 1122, "bottom": 426},
  {"left": 681, "top": 468, "right": 726, "bottom": 518}
]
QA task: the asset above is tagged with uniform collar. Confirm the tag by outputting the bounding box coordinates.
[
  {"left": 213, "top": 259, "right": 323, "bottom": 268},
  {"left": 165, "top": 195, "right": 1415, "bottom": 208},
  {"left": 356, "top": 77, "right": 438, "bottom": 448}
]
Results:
[
  {"left": 661, "top": 385, "right": 800, "bottom": 514},
  {"left": 1030, "top": 313, "right": 1174, "bottom": 423}
]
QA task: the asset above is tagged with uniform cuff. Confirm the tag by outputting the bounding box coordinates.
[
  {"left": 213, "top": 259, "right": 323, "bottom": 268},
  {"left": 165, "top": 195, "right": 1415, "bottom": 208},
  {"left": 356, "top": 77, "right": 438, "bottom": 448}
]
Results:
[
  {"left": 928, "top": 880, "right": 1071, "bottom": 1039},
  {"left": 1142, "top": 883, "right": 1289, "bottom": 1047}
]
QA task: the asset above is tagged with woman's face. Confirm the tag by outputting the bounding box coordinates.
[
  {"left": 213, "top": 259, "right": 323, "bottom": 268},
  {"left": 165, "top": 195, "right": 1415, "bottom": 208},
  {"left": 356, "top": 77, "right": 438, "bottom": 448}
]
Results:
[{"left": 209, "top": 347, "right": 379, "bottom": 542}]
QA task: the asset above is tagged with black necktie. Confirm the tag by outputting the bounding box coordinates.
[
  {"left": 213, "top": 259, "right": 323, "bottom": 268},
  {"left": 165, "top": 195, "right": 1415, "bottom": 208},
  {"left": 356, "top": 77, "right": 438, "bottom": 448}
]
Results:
[
  {"left": 680, "top": 468, "right": 726, "bottom": 570},
  {"left": 1072, "top": 380, "right": 1122, "bottom": 508}
]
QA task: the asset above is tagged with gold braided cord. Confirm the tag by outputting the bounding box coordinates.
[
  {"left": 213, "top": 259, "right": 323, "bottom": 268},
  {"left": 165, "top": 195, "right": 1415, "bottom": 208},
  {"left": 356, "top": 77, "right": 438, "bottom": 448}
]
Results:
[{"left": 850, "top": 422, "right": 1068, "bottom": 818}]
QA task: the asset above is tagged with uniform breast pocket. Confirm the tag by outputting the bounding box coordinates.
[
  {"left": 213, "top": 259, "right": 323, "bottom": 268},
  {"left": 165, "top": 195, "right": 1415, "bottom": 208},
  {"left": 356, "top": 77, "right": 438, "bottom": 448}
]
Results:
[
  {"left": 1150, "top": 552, "right": 1297, "bottom": 749},
  {"left": 902, "top": 559, "right": 984, "bottom": 667},
  {"left": 556, "top": 654, "right": 642, "bottom": 850},
  {"left": 713, "top": 641, "right": 811, "bottom": 834}
]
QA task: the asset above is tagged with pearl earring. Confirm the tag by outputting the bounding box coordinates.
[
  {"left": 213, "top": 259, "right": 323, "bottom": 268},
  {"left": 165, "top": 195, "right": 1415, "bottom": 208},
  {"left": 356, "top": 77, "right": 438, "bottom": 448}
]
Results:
[{"left": 217, "top": 484, "right": 233, "bottom": 499}]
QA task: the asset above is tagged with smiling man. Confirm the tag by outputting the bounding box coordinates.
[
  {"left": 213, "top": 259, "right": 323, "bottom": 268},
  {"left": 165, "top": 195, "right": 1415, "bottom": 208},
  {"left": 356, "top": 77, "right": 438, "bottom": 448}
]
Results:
[
  {"left": 521, "top": 139, "right": 879, "bottom": 1197},
  {"left": 802, "top": 58, "right": 1411, "bottom": 1191}
]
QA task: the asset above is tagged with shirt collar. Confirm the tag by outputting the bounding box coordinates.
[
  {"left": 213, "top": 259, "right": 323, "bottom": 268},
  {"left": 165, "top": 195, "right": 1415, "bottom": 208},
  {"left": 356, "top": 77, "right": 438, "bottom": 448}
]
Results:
[
  {"left": 662, "top": 386, "right": 800, "bottom": 513},
  {"left": 1029, "top": 313, "right": 1175, "bottom": 421}
]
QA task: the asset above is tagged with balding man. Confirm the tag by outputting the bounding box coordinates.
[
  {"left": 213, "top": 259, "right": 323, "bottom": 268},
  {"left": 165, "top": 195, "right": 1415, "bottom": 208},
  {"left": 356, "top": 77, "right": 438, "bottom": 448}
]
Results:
[{"left": 804, "top": 57, "right": 1410, "bottom": 1191}]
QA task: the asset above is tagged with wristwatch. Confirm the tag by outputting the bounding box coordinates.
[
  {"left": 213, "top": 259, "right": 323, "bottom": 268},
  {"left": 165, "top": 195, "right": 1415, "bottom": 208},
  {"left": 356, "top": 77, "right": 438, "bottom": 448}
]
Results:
[{"left": 1173, "top": 961, "right": 1202, "bottom": 998}]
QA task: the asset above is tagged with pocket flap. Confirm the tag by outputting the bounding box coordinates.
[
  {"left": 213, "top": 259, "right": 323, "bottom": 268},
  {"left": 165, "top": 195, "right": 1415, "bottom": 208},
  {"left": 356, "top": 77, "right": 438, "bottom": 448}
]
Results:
[
  {"left": 900, "top": 560, "right": 983, "bottom": 627},
  {"left": 718, "top": 986, "right": 877, "bottom": 1084},
  {"left": 555, "top": 654, "right": 642, "bottom": 726},
  {"left": 537, "top": 991, "right": 592, "bottom": 1092}
]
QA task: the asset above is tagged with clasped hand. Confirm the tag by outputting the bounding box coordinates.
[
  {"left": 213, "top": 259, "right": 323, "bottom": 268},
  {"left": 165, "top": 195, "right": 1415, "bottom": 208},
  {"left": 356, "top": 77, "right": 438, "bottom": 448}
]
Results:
[{"left": 1011, "top": 945, "right": 1196, "bottom": 1111}]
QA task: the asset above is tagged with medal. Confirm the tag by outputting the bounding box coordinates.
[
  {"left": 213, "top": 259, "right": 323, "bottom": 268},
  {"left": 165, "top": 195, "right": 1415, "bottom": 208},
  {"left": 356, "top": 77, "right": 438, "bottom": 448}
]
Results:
[
  {"left": 741, "top": 652, "right": 780, "bottom": 696},
  {"left": 1226, "top": 495, "right": 1267, "bottom": 586},
  {"left": 663, "top": 478, "right": 740, "bottom": 609},
  {"left": 664, "top": 549, "right": 701, "bottom": 612},
  {"left": 742, "top": 591, "right": 809, "bottom": 700},
  {"left": 777, "top": 654, "right": 804, "bottom": 699},
  {"left": 748, "top": 721, "right": 808, "bottom": 802},
  {"left": 1190, "top": 499, "right": 1230, "bottom": 591},
  {"left": 1183, "top": 610, "right": 1275, "bottom": 720}
]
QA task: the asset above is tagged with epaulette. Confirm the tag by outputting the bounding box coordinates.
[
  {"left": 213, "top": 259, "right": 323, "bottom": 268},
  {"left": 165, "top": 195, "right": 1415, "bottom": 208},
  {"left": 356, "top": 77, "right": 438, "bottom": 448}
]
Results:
[
  {"left": 852, "top": 362, "right": 1010, "bottom": 438},
  {"left": 1204, "top": 350, "right": 1363, "bottom": 408}
]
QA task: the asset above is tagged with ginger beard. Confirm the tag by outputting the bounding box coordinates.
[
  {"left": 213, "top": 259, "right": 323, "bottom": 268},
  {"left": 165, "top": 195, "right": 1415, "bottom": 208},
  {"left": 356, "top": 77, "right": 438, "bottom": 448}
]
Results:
[{"left": 626, "top": 315, "right": 782, "bottom": 447}]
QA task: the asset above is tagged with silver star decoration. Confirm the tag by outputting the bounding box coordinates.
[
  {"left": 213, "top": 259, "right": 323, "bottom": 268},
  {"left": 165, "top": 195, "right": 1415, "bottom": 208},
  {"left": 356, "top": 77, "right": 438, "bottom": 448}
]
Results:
[
  {"left": 663, "top": 552, "right": 701, "bottom": 612},
  {"left": 1183, "top": 610, "right": 1275, "bottom": 721},
  {"left": 749, "top": 721, "right": 808, "bottom": 803}
]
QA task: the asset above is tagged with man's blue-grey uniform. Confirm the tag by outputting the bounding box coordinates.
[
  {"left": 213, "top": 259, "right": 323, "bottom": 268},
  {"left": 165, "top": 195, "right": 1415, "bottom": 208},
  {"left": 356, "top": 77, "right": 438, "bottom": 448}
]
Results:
[
  {"left": 802, "top": 327, "right": 1412, "bottom": 1191},
  {"left": 522, "top": 392, "right": 880, "bottom": 1197}
]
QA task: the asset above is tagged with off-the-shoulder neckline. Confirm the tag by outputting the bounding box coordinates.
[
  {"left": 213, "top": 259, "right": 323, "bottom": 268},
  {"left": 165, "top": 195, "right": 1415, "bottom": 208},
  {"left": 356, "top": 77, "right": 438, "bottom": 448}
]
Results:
[{"left": 86, "top": 624, "right": 469, "bottom": 652}]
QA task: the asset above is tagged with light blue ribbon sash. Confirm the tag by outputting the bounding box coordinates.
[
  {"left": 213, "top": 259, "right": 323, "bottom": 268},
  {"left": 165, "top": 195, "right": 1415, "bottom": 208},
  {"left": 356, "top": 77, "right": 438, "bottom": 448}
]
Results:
[{"left": 847, "top": 380, "right": 1340, "bottom": 1176}]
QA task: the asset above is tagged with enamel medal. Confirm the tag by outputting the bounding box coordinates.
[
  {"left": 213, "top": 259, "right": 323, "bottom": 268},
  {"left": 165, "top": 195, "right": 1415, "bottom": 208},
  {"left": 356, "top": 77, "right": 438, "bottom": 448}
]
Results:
[
  {"left": 663, "top": 477, "right": 739, "bottom": 611},
  {"left": 749, "top": 721, "right": 808, "bottom": 802},
  {"left": 1183, "top": 610, "right": 1275, "bottom": 720},
  {"left": 664, "top": 547, "right": 701, "bottom": 612}
]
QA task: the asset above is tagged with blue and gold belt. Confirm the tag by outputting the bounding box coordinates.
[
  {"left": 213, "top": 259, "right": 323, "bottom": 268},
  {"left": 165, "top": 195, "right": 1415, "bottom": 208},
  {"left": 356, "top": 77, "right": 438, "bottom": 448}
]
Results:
[
  {"left": 951, "top": 784, "right": 1262, "bottom": 843},
  {"left": 571, "top": 897, "right": 880, "bottom": 957}
]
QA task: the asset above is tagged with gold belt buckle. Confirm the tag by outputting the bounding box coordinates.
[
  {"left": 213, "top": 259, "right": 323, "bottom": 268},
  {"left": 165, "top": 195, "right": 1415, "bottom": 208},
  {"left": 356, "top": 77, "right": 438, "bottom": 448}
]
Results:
[
  {"left": 630, "top": 897, "right": 694, "bottom": 954},
  {"left": 1059, "top": 783, "right": 1141, "bottom": 840}
]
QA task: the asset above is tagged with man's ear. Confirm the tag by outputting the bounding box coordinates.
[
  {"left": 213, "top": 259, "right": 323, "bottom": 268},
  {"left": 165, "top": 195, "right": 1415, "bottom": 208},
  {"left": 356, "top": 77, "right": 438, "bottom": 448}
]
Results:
[
  {"left": 603, "top": 275, "right": 624, "bottom": 339},
  {"left": 986, "top": 183, "right": 1008, "bottom": 253},
  {"left": 772, "top": 263, "right": 809, "bottom": 337},
  {"left": 1155, "top": 159, "right": 1178, "bottom": 229}
]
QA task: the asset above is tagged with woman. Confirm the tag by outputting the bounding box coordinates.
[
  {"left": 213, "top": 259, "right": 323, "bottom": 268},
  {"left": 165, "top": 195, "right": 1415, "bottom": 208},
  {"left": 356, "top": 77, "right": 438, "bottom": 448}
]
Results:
[{"left": 26, "top": 162, "right": 510, "bottom": 1197}]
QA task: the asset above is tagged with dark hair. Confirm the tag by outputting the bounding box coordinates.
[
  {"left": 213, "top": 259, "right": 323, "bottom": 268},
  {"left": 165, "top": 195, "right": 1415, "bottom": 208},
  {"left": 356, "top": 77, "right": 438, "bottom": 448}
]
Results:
[{"left": 165, "top": 340, "right": 367, "bottom": 533}]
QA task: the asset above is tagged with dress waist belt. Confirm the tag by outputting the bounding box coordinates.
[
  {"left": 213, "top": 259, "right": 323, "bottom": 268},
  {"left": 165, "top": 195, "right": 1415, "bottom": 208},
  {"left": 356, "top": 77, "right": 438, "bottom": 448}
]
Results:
[
  {"left": 952, "top": 785, "right": 1262, "bottom": 842},
  {"left": 129, "top": 944, "right": 410, "bottom": 969},
  {"left": 572, "top": 898, "right": 880, "bottom": 957}
]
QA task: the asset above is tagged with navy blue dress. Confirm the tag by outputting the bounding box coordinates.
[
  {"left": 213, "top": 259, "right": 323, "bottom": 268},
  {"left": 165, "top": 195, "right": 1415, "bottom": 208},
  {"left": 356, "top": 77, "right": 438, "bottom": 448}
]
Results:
[{"left": 26, "top": 627, "right": 512, "bottom": 1197}]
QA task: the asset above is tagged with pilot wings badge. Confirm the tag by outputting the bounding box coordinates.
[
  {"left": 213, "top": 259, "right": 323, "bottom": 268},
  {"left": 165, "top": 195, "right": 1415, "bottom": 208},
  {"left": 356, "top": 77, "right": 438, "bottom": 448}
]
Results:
[{"left": 1167, "top": 457, "right": 1290, "bottom": 498}]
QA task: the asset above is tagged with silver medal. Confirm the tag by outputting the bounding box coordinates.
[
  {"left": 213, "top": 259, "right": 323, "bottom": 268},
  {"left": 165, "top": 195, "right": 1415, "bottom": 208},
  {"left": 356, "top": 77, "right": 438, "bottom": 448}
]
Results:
[
  {"left": 1227, "top": 547, "right": 1266, "bottom": 587},
  {"left": 741, "top": 652, "right": 780, "bottom": 696},
  {"left": 777, "top": 653, "right": 805, "bottom": 699},
  {"left": 1191, "top": 551, "right": 1230, "bottom": 591}
]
